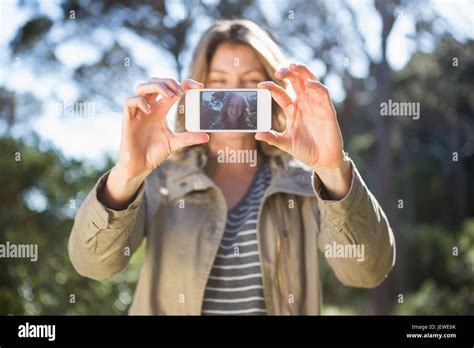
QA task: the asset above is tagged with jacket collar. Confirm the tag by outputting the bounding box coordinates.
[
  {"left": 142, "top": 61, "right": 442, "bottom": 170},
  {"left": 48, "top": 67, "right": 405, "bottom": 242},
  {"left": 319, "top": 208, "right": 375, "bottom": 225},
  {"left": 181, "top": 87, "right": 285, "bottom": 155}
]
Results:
[{"left": 164, "top": 147, "right": 315, "bottom": 201}]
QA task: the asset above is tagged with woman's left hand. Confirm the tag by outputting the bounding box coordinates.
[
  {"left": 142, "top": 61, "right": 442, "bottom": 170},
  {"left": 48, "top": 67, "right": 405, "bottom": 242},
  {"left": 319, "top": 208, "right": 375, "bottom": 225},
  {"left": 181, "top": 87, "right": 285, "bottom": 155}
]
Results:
[{"left": 256, "top": 63, "right": 352, "bottom": 200}]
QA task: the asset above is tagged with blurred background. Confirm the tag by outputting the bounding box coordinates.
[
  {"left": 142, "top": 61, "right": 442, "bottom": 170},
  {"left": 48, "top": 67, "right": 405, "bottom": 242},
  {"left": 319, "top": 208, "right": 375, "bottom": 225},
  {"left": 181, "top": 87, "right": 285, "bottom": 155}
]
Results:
[{"left": 0, "top": 0, "right": 473, "bottom": 315}]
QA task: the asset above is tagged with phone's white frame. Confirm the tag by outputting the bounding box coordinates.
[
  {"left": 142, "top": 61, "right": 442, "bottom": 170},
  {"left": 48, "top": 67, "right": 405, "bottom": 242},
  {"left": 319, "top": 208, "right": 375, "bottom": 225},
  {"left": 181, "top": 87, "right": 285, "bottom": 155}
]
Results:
[{"left": 185, "top": 88, "right": 272, "bottom": 132}]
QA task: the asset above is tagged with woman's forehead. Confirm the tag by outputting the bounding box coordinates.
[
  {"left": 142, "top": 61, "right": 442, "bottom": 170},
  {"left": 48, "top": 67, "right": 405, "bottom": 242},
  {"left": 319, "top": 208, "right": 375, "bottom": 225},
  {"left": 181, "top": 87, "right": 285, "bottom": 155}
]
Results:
[{"left": 210, "top": 44, "right": 264, "bottom": 73}]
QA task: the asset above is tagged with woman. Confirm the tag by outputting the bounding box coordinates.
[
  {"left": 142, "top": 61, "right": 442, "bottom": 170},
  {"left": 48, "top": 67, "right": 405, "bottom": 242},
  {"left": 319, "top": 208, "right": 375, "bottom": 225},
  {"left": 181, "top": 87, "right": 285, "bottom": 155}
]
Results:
[
  {"left": 69, "top": 19, "right": 395, "bottom": 315},
  {"left": 209, "top": 92, "right": 255, "bottom": 130}
]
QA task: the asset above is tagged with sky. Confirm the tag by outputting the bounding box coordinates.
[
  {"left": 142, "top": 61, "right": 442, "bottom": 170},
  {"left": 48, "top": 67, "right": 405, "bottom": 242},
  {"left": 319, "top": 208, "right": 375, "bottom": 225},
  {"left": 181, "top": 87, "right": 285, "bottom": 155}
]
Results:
[{"left": 0, "top": 0, "right": 472, "bottom": 165}]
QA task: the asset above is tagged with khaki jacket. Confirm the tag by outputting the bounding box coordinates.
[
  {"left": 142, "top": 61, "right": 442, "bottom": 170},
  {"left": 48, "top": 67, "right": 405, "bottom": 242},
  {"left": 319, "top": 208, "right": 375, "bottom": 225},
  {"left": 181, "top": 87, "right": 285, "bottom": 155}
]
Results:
[{"left": 68, "top": 148, "right": 395, "bottom": 315}]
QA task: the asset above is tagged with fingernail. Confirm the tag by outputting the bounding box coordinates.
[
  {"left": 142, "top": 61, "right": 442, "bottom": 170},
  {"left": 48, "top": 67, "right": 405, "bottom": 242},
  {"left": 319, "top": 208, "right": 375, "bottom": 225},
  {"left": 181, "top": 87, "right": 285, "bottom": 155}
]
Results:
[{"left": 146, "top": 104, "right": 152, "bottom": 112}]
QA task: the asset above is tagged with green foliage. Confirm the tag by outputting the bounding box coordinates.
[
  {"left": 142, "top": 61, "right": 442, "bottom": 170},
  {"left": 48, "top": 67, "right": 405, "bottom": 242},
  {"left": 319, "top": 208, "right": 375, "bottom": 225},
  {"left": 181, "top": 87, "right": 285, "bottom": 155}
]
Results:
[
  {"left": 321, "top": 220, "right": 474, "bottom": 315},
  {"left": 394, "top": 220, "right": 474, "bottom": 314},
  {"left": 0, "top": 135, "right": 144, "bottom": 314},
  {"left": 393, "top": 38, "right": 474, "bottom": 226}
]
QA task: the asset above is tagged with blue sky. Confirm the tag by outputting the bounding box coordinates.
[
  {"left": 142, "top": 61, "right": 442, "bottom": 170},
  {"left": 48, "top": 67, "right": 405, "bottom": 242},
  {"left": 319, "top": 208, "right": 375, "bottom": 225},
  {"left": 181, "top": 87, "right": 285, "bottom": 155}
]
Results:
[{"left": 0, "top": 0, "right": 472, "bottom": 165}]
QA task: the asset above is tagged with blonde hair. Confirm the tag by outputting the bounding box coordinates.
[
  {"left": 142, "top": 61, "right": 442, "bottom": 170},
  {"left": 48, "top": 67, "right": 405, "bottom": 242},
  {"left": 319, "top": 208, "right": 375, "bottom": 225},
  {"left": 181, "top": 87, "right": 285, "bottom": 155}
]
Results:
[{"left": 175, "top": 19, "right": 288, "bottom": 157}]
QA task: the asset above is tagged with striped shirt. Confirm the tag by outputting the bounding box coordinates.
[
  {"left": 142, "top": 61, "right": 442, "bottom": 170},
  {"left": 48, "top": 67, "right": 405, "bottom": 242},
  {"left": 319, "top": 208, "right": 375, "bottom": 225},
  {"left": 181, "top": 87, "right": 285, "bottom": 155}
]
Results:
[{"left": 202, "top": 159, "right": 272, "bottom": 315}]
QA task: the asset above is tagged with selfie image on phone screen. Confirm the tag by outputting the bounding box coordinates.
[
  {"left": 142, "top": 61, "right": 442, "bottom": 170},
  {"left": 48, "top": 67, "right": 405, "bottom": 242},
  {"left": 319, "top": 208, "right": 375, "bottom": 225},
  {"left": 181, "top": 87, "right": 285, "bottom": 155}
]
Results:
[
  {"left": 185, "top": 88, "right": 271, "bottom": 132},
  {"left": 201, "top": 91, "right": 257, "bottom": 130}
]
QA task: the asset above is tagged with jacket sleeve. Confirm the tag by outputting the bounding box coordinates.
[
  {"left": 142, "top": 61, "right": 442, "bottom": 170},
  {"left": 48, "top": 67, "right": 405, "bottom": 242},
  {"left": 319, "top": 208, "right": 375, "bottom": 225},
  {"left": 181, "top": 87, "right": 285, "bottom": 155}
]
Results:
[
  {"left": 68, "top": 171, "right": 147, "bottom": 281},
  {"left": 312, "top": 159, "right": 396, "bottom": 288}
]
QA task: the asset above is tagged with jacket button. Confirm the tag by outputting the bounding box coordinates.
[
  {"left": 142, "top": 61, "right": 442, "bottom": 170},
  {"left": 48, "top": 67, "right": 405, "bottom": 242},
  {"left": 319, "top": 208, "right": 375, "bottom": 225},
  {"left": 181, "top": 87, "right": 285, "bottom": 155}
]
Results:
[
  {"left": 180, "top": 182, "right": 187, "bottom": 188},
  {"left": 282, "top": 230, "right": 289, "bottom": 238}
]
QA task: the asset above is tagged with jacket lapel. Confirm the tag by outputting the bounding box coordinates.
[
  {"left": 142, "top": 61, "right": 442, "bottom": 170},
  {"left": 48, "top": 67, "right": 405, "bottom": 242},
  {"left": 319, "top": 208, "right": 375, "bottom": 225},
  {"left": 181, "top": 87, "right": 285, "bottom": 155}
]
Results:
[{"left": 164, "top": 147, "right": 316, "bottom": 201}]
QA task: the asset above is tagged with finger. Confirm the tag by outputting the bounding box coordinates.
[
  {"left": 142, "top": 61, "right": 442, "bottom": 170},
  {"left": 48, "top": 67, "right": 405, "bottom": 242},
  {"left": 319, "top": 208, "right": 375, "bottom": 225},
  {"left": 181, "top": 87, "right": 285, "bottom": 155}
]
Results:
[
  {"left": 275, "top": 67, "right": 305, "bottom": 96},
  {"left": 255, "top": 130, "right": 289, "bottom": 152},
  {"left": 304, "top": 79, "right": 331, "bottom": 101},
  {"left": 124, "top": 96, "right": 152, "bottom": 115},
  {"left": 181, "top": 79, "right": 204, "bottom": 91},
  {"left": 136, "top": 82, "right": 175, "bottom": 98},
  {"left": 155, "top": 90, "right": 183, "bottom": 111},
  {"left": 257, "top": 81, "right": 293, "bottom": 112},
  {"left": 170, "top": 132, "right": 209, "bottom": 152},
  {"left": 157, "top": 79, "right": 204, "bottom": 113},
  {"left": 149, "top": 78, "right": 185, "bottom": 96},
  {"left": 290, "top": 63, "right": 317, "bottom": 81}
]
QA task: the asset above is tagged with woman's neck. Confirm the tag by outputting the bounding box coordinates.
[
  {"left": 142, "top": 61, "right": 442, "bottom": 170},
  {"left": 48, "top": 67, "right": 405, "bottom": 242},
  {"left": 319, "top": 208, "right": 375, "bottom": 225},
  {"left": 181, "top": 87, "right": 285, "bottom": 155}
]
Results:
[
  {"left": 205, "top": 134, "right": 261, "bottom": 177},
  {"left": 207, "top": 134, "right": 257, "bottom": 156}
]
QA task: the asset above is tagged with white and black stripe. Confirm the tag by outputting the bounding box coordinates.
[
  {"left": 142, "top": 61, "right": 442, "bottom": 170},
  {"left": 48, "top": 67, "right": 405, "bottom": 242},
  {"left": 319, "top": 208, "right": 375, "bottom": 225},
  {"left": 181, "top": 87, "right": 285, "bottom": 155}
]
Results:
[{"left": 202, "top": 159, "right": 272, "bottom": 315}]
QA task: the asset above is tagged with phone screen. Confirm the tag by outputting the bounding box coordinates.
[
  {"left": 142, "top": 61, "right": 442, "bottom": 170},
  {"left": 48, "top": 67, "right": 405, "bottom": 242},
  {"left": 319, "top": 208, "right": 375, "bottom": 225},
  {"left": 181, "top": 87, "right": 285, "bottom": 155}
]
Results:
[{"left": 200, "top": 90, "right": 257, "bottom": 130}]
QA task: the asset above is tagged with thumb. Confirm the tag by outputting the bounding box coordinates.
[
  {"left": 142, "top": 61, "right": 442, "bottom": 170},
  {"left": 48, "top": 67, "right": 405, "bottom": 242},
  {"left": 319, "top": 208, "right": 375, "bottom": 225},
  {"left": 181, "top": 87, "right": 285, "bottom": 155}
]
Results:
[
  {"left": 170, "top": 132, "right": 209, "bottom": 152},
  {"left": 255, "top": 130, "right": 289, "bottom": 152}
]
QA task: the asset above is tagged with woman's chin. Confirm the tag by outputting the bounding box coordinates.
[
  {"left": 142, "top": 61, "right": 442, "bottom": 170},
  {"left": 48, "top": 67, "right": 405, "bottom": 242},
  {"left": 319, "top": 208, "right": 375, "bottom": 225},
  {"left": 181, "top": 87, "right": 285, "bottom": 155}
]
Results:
[{"left": 210, "top": 132, "right": 251, "bottom": 141}]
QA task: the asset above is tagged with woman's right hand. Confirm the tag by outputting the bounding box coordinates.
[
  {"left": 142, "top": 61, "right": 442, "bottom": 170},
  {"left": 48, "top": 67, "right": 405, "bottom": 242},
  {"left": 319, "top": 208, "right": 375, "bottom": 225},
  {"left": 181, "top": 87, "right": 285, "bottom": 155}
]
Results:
[
  {"left": 116, "top": 78, "right": 209, "bottom": 179},
  {"left": 101, "top": 78, "right": 209, "bottom": 210}
]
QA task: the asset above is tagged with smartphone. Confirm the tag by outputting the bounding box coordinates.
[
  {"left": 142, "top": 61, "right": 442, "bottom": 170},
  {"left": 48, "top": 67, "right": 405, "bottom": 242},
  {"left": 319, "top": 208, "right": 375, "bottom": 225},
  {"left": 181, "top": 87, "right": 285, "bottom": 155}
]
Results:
[{"left": 185, "top": 88, "right": 271, "bottom": 132}]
